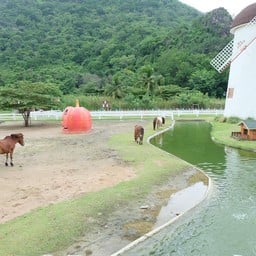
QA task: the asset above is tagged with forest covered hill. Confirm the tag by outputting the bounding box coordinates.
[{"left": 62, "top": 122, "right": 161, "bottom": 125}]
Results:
[{"left": 0, "top": 0, "right": 233, "bottom": 109}]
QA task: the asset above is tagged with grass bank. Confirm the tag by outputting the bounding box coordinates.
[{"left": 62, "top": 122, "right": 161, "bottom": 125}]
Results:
[
  {"left": 0, "top": 121, "right": 189, "bottom": 256},
  {"left": 211, "top": 121, "right": 256, "bottom": 151}
]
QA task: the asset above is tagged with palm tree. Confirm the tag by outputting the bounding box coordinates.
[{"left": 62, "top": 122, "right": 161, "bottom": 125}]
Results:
[{"left": 138, "top": 65, "right": 162, "bottom": 96}]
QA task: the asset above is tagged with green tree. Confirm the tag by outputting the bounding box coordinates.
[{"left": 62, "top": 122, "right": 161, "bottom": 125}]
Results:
[
  {"left": 0, "top": 82, "right": 62, "bottom": 127},
  {"left": 137, "top": 65, "right": 162, "bottom": 97},
  {"left": 156, "top": 85, "right": 185, "bottom": 100},
  {"left": 104, "top": 69, "right": 137, "bottom": 99},
  {"left": 189, "top": 69, "right": 216, "bottom": 96},
  {"left": 104, "top": 74, "right": 126, "bottom": 99}
]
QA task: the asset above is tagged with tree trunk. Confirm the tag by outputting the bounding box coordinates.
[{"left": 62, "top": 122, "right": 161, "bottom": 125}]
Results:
[
  {"left": 22, "top": 110, "right": 31, "bottom": 127},
  {"left": 24, "top": 117, "right": 29, "bottom": 127}
]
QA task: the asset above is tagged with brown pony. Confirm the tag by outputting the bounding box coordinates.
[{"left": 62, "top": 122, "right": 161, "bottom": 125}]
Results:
[
  {"left": 0, "top": 133, "right": 24, "bottom": 166},
  {"left": 153, "top": 116, "right": 165, "bottom": 130},
  {"left": 134, "top": 125, "right": 144, "bottom": 145}
]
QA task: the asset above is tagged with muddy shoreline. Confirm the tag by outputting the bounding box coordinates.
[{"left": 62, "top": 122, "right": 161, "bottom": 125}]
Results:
[{"left": 58, "top": 168, "right": 209, "bottom": 256}]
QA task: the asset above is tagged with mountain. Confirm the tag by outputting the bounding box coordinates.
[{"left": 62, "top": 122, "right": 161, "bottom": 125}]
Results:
[{"left": 0, "top": 0, "right": 232, "bottom": 98}]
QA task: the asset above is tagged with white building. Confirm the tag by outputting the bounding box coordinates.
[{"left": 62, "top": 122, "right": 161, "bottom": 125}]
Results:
[{"left": 224, "top": 3, "right": 256, "bottom": 119}]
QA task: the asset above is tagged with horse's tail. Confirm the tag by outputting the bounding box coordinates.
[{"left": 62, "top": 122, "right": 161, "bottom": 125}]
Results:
[
  {"left": 162, "top": 117, "right": 165, "bottom": 124},
  {"left": 140, "top": 127, "right": 144, "bottom": 144},
  {"left": 141, "top": 127, "right": 144, "bottom": 137},
  {"left": 153, "top": 118, "right": 156, "bottom": 130}
]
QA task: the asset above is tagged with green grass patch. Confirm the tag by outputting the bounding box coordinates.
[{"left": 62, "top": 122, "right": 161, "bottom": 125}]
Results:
[
  {"left": 0, "top": 121, "right": 188, "bottom": 256},
  {"left": 211, "top": 121, "right": 256, "bottom": 151}
]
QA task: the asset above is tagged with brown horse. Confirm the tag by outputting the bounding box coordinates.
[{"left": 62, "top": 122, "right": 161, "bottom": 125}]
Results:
[
  {"left": 153, "top": 116, "right": 165, "bottom": 130},
  {"left": 0, "top": 133, "right": 24, "bottom": 166},
  {"left": 134, "top": 125, "right": 144, "bottom": 145}
]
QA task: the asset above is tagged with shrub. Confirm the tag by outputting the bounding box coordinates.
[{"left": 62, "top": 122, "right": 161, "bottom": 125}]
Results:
[{"left": 226, "top": 116, "right": 241, "bottom": 124}]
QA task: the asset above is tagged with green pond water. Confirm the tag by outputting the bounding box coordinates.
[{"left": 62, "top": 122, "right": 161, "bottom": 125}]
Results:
[{"left": 123, "top": 121, "right": 256, "bottom": 256}]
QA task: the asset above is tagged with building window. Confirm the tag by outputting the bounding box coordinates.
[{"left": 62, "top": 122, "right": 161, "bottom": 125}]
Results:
[{"left": 227, "top": 88, "right": 234, "bottom": 98}]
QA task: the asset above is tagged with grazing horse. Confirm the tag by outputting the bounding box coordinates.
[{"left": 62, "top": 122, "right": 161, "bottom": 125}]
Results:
[
  {"left": 0, "top": 133, "right": 24, "bottom": 166},
  {"left": 134, "top": 125, "right": 144, "bottom": 145},
  {"left": 153, "top": 116, "right": 165, "bottom": 130}
]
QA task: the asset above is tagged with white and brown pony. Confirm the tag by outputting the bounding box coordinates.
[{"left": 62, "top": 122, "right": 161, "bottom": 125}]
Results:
[
  {"left": 134, "top": 125, "right": 144, "bottom": 145},
  {"left": 153, "top": 116, "right": 165, "bottom": 130},
  {"left": 0, "top": 133, "right": 24, "bottom": 166},
  {"left": 102, "top": 100, "right": 111, "bottom": 111}
]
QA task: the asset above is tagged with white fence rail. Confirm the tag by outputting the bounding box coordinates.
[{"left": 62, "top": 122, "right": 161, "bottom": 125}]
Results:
[
  {"left": 91, "top": 109, "right": 223, "bottom": 120},
  {"left": 0, "top": 109, "right": 224, "bottom": 122}
]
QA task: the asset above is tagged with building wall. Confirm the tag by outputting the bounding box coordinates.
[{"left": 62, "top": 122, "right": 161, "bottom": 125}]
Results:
[
  {"left": 224, "top": 22, "right": 256, "bottom": 119},
  {"left": 248, "top": 129, "right": 256, "bottom": 140}
]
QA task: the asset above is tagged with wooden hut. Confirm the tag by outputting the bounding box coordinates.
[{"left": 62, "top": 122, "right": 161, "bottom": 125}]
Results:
[{"left": 231, "top": 120, "right": 256, "bottom": 140}]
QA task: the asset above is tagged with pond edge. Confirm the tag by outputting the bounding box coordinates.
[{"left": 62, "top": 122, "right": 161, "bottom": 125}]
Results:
[{"left": 111, "top": 120, "right": 213, "bottom": 256}]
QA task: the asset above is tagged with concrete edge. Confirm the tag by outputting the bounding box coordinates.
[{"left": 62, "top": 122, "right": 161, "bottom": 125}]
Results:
[{"left": 111, "top": 121, "right": 213, "bottom": 256}]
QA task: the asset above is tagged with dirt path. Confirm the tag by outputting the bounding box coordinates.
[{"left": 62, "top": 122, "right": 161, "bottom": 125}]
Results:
[{"left": 0, "top": 120, "right": 136, "bottom": 224}]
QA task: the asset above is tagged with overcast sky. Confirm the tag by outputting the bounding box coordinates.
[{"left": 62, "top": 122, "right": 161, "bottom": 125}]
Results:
[{"left": 179, "top": 0, "right": 256, "bottom": 16}]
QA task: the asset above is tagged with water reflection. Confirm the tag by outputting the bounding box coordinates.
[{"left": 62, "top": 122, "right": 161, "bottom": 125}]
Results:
[
  {"left": 154, "top": 133, "right": 163, "bottom": 147},
  {"left": 155, "top": 121, "right": 226, "bottom": 170},
  {"left": 123, "top": 121, "right": 256, "bottom": 256},
  {"left": 153, "top": 182, "right": 207, "bottom": 228}
]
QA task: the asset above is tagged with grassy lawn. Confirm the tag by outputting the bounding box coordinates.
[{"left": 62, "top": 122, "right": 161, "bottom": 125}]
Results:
[
  {"left": 211, "top": 121, "right": 256, "bottom": 151},
  {"left": 0, "top": 122, "right": 188, "bottom": 256}
]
